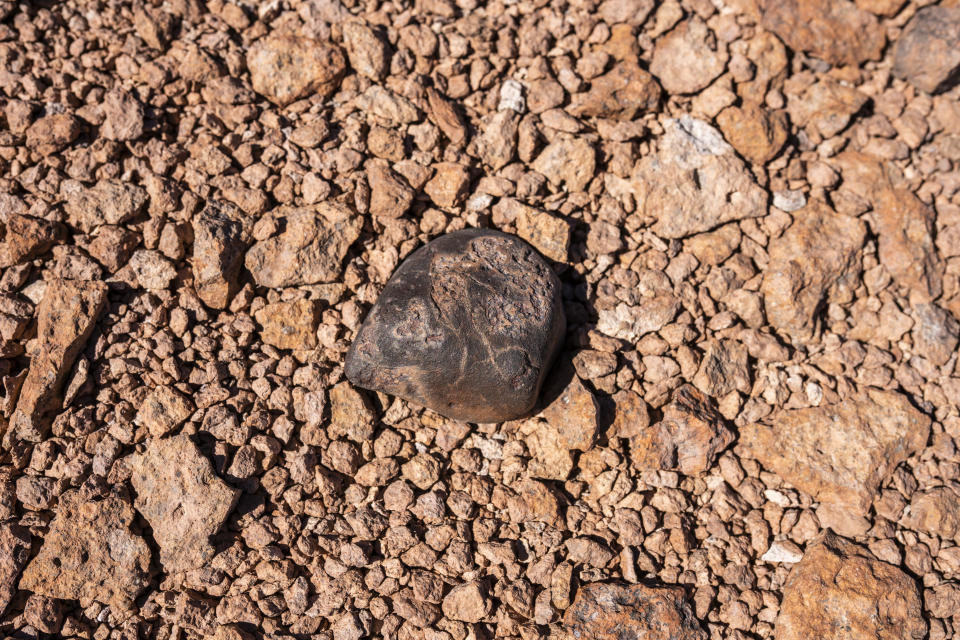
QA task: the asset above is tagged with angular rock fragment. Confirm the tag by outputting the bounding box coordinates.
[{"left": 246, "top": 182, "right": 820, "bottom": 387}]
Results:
[
  {"left": 19, "top": 491, "right": 151, "bottom": 615},
  {"left": 442, "top": 582, "right": 491, "bottom": 623},
  {"left": 911, "top": 303, "right": 959, "bottom": 366},
  {"left": 787, "top": 79, "right": 868, "bottom": 139},
  {"left": 532, "top": 138, "right": 595, "bottom": 192},
  {"left": 628, "top": 117, "right": 766, "bottom": 238},
  {"left": 760, "top": 0, "right": 885, "bottom": 66},
  {"left": 568, "top": 61, "right": 660, "bottom": 120},
  {"left": 0, "top": 522, "right": 30, "bottom": 615},
  {"left": 514, "top": 205, "right": 571, "bottom": 263},
  {"left": 245, "top": 202, "right": 362, "bottom": 288},
  {"left": 247, "top": 35, "right": 346, "bottom": 106},
  {"left": 424, "top": 162, "right": 470, "bottom": 208},
  {"left": 893, "top": 6, "right": 960, "bottom": 94},
  {"left": 25, "top": 113, "right": 82, "bottom": 156},
  {"left": 716, "top": 102, "right": 788, "bottom": 165},
  {"left": 345, "top": 229, "right": 565, "bottom": 423},
  {"left": 596, "top": 270, "right": 679, "bottom": 342},
  {"left": 630, "top": 384, "right": 734, "bottom": 475},
  {"left": 64, "top": 180, "right": 148, "bottom": 233},
  {"left": 342, "top": 21, "right": 388, "bottom": 81},
  {"left": 564, "top": 582, "right": 707, "bottom": 640},
  {"left": 130, "top": 434, "right": 239, "bottom": 574},
  {"left": 761, "top": 200, "right": 865, "bottom": 343},
  {"left": 776, "top": 532, "right": 926, "bottom": 640},
  {"left": 527, "top": 367, "right": 600, "bottom": 478},
  {"left": 100, "top": 89, "right": 145, "bottom": 141},
  {"left": 650, "top": 17, "right": 727, "bottom": 95},
  {"left": 874, "top": 188, "right": 943, "bottom": 302},
  {"left": 8, "top": 279, "right": 107, "bottom": 442},
  {"left": 426, "top": 88, "right": 468, "bottom": 145},
  {"left": 329, "top": 381, "right": 376, "bottom": 442},
  {"left": 474, "top": 110, "right": 519, "bottom": 171},
  {"left": 191, "top": 201, "right": 248, "bottom": 309},
  {"left": 135, "top": 385, "right": 195, "bottom": 437},
  {"left": 368, "top": 161, "right": 415, "bottom": 220},
  {"left": 86, "top": 225, "right": 139, "bottom": 273},
  {"left": 741, "top": 388, "right": 930, "bottom": 516},
  {"left": 903, "top": 487, "right": 960, "bottom": 539},
  {"left": 254, "top": 298, "right": 320, "bottom": 350},
  {"left": 0, "top": 214, "right": 64, "bottom": 268},
  {"left": 692, "top": 339, "right": 751, "bottom": 398}
]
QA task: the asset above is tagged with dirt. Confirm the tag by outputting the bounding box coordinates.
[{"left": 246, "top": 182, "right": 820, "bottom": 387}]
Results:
[{"left": 0, "top": 0, "right": 959, "bottom": 639}]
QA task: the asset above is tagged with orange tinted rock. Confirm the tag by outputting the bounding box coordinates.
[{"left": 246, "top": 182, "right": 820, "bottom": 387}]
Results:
[
  {"left": 25, "top": 113, "right": 82, "bottom": 156},
  {"left": 424, "top": 162, "right": 471, "bottom": 208},
  {"left": 760, "top": 0, "right": 885, "bottom": 66},
  {"left": 741, "top": 388, "right": 930, "bottom": 515},
  {"left": 874, "top": 188, "right": 943, "bottom": 301},
  {"left": 565, "top": 583, "right": 707, "bottom": 640},
  {"left": 568, "top": 62, "right": 661, "bottom": 120},
  {"left": 0, "top": 523, "right": 30, "bottom": 616},
  {"left": 0, "top": 214, "right": 64, "bottom": 268},
  {"left": 716, "top": 102, "right": 788, "bottom": 165},
  {"left": 650, "top": 17, "right": 727, "bottom": 95},
  {"left": 776, "top": 532, "right": 926, "bottom": 640},
  {"left": 903, "top": 487, "right": 960, "bottom": 539},
  {"left": 246, "top": 35, "right": 346, "bottom": 106}
]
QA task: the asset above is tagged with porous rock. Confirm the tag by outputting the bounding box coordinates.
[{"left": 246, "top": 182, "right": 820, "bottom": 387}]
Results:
[
  {"left": 0, "top": 523, "right": 30, "bottom": 615},
  {"left": 345, "top": 229, "right": 565, "bottom": 423},
  {"left": 775, "top": 532, "right": 926, "bottom": 640},
  {"left": 564, "top": 582, "right": 707, "bottom": 640},
  {"left": 246, "top": 35, "right": 347, "bottom": 106}
]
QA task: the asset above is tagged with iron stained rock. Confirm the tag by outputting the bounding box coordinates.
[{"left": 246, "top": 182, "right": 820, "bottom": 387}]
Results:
[{"left": 345, "top": 228, "right": 565, "bottom": 423}]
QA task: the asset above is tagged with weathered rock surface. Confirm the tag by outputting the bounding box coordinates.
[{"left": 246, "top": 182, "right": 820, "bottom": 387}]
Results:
[
  {"left": 526, "top": 365, "right": 600, "bottom": 478},
  {"left": 760, "top": 0, "right": 885, "bottom": 66},
  {"left": 568, "top": 61, "right": 660, "bottom": 120},
  {"left": 693, "top": 339, "right": 751, "bottom": 398},
  {"left": 532, "top": 138, "right": 595, "bottom": 192},
  {"left": 787, "top": 79, "right": 868, "bottom": 139},
  {"left": 130, "top": 435, "right": 239, "bottom": 574},
  {"left": 717, "top": 102, "right": 788, "bottom": 165},
  {"left": 8, "top": 279, "right": 107, "bottom": 442},
  {"left": 903, "top": 486, "right": 960, "bottom": 540},
  {"left": 135, "top": 385, "right": 195, "bottom": 437},
  {"left": 191, "top": 201, "right": 248, "bottom": 309},
  {"left": 775, "top": 532, "right": 926, "bottom": 640},
  {"left": 100, "top": 89, "right": 145, "bottom": 141},
  {"left": 564, "top": 582, "right": 707, "bottom": 640},
  {"left": 246, "top": 35, "right": 346, "bottom": 106},
  {"left": 911, "top": 303, "right": 959, "bottom": 366},
  {"left": 19, "top": 491, "right": 151, "bottom": 614},
  {"left": 424, "top": 163, "right": 471, "bottom": 208},
  {"left": 442, "top": 582, "right": 491, "bottom": 623},
  {"left": 0, "top": 523, "right": 30, "bottom": 615},
  {"left": 368, "top": 161, "right": 415, "bottom": 220},
  {"left": 25, "top": 113, "right": 82, "bottom": 155},
  {"left": 874, "top": 188, "right": 943, "bottom": 302},
  {"left": 345, "top": 229, "right": 565, "bottom": 423},
  {"left": 630, "top": 384, "right": 734, "bottom": 475},
  {"left": 650, "top": 17, "right": 727, "bottom": 95},
  {"left": 65, "top": 181, "right": 148, "bottom": 233},
  {"left": 0, "top": 214, "right": 64, "bottom": 268},
  {"left": 514, "top": 205, "right": 571, "bottom": 263},
  {"left": 628, "top": 117, "right": 767, "bottom": 238},
  {"left": 893, "top": 6, "right": 960, "bottom": 94},
  {"left": 741, "top": 388, "right": 930, "bottom": 515},
  {"left": 342, "top": 21, "right": 388, "bottom": 81},
  {"left": 596, "top": 269, "right": 679, "bottom": 341},
  {"left": 762, "top": 200, "right": 865, "bottom": 343},
  {"left": 245, "top": 202, "right": 362, "bottom": 288},
  {"left": 254, "top": 298, "right": 320, "bottom": 350}
]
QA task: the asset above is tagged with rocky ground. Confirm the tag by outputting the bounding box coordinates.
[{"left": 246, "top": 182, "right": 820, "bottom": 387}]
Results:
[{"left": 1, "top": 0, "right": 959, "bottom": 638}]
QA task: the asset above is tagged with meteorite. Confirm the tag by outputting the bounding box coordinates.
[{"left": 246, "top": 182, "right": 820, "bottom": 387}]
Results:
[{"left": 344, "top": 228, "right": 565, "bottom": 423}]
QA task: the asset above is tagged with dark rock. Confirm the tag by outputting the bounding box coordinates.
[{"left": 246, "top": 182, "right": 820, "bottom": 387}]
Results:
[
  {"left": 893, "top": 6, "right": 960, "bottom": 94},
  {"left": 345, "top": 229, "right": 565, "bottom": 423}
]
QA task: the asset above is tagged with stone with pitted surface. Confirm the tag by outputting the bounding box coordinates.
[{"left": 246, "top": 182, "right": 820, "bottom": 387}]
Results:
[
  {"left": 345, "top": 229, "right": 564, "bottom": 423},
  {"left": 564, "top": 582, "right": 707, "bottom": 640}
]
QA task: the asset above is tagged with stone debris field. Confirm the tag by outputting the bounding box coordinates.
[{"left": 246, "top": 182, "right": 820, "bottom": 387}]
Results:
[{"left": 1, "top": 0, "right": 960, "bottom": 638}]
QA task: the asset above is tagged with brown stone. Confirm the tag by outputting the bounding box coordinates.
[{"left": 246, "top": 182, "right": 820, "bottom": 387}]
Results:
[
  {"left": 254, "top": 298, "right": 320, "bottom": 350},
  {"left": 424, "top": 163, "right": 470, "bottom": 208},
  {"left": 130, "top": 434, "right": 239, "bottom": 574},
  {"left": 100, "top": 89, "right": 145, "bottom": 141},
  {"left": 787, "top": 79, "right": 869, "bottom": 139},
  {"left": 610, "top": 389, "right": 651, "bottom": 439},
  {"left": 596, "top": 270, "right": 679, "bottom": 342},
  {"left": 855, "top": 0, "right": 905, "bottom": 16},
  {"left": 64, "top": 180, "right": 148, "bottom": 233},
  {"left": 19, "top": 491, "right": 151, "bottom": 615},
  {"left": 246, "top": 35, "right": 347, "bottom": 106},
  {"left": 568, "top": 62, "right": 661, "bottom": 120},
  {"left": 564, "top": 582, "right": 707, "bottom": 640},
  {"left": 442, "top": 582, "right": 491, "bottom": 623},
  {"left": 474, "top": 110, "right": 519, "bottom": 171},
  {"left": 760, "top": 0, "right": 885, "bottom": 66},
  {"left": 874, "top": 188, "right": 943, "bottom": 302},
  {"left": 135, "top": 385, "right": 196, "bottom": 437},
  {"left": 0, "top": 522, "right": 30, "bottom": 616},
  {"left": 911, "top": 303, "right": 959, "bottom": 366},
  {"left": 329, "top": 382, "right": 376, "bottom": 442},
  {"left": 716, "top": 102, "right": 788, "bottom": 165},
  {"left": 893, "top": 6, "right": 960, "bottom": 94},
  {"left": 342, "top": 21, "right": 388, "bottom": 81},
  {"left": 650, "top": 17, "right": 727, "bottom": 95},
  {"left": 631, "top": 384, "right": 734, "bottom": 475},
  {"left": 627, "top": 117, "right": 766, "bottom": 238},
  {"left": 903, "top": 487, "right": 960, "bottom": 539},
  {"left": 741, "top": 388, "right": 930, "bottom": 515},
  {"left": 692, "top": 339, "right": 751, "bottom": 398},
  {"left": 191, "top": 200, "right": 248, "bottom": 309},
  {"left": 532, "top": 138, "right": 595, "bottom": 193},
  {"left": 775, "top": 532, "right": 926, "bottom": 640},
  {"left": 7, "top": 280, "right": 107, "bottom": 443},
  {"left": 761, "top": 200, "right": 865, "bottom": 343},
  {"left": 25, "top": 113, "right": 83, "bottom": 156},
  {"left": 245, "top": 202, "right": 362, "bottom": 287},
  {"left": 0, "top": 214, "right": 64, "bottom": 268},
  {"left": 539, "top": 367, "right": 600, "bottom": 453},
  {"left": 426, "top": 88, "right": 468, "bottom": 146},
  {"left": 368, "top": 161, "right": 415, "bottom": 220},
  {"left": 514, "top": 205, "right": 571, "bottom": 263}
]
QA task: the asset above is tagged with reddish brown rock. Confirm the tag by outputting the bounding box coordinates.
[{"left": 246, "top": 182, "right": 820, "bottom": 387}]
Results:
[
  {"left": 25, "top": 113, "right": 82, "bottom": 156},
  {"left": 760, "top": 0, "right": 885, "bottom": 66},
  {"left": 245, "top": 202, "right": 362, "bottom": 288},
  {"left": 64, "top": 180, "right": 148, "bottom": 234},
  {"left": 596, "top": 270, "right": 679, "bottom": 341},
  {"left": 426, "top": 88, "right": 468, "bottom": 146},
  {"left": 254, "top": 298, "right": 320, "bottom": 350},
  {"left": 442, "top": 582, "right": 491, "bottom": 623},
  {"left": 368, "top": 161, "right": 415, "bottom": 220},
  {"left": 0, "top": 214, "right": 64, "bottom": 268},
  {"left": 0, "top": 523, "right": 30, "bottom": 616},
  {"left": 86, "top": 225, "right": 139, "bottom": 273},
  {"left": 19, "top": 491, "right": 151, "bottom": 615},
  {"left": 893, "top": 6, "right": 960, "bottom": 94},
  {"left": 539, "top": 367, "right": 600, "bottom": 452},
  {"left": 787, "top": 79, "right": 869, "bottom": 139},
  {"left": 741, "top": 388, "right": 930, "bottom": 516},
  {"left": 568, "top": 62, "right": 661, "bottom": 120},
  {"left": 246, "top": 35, "right": 347, "bottom": 106},
  {"left": 902, "top": 486, "right": 960, "bottom": 540},
  {"left": 761, "top": 200, "right": 865, "bottom": 343},
  {"left": 329, "top": 381, "right": 376, "bottom": 442},
  {"left": 130, "top": 435, "right": 239, "bottom": 574},
  {"left": 855, "top": 0, "right": 905, "bottom": 16},
  {"left": 191, "top": 201, "right": 248, "bottom": 309},
  {"left": 650, "top": 17, "right": 727, "bottom": 95},
  {"left": 100, "top": 89, "right": 145, "bottom": 141},
  {"left": 532, "top": 138, "right": 595, "bottom": 193},
  {"left": 630, "top": 384, "right": 734, "bottom": 475},
  {"left": 911, "top": 303, "right": 959, "bottom": 366},
  {"left": 514, "top": 205, "right": 571, "bottom": 263},
  {"left": 8, "top": 279, "right": 107, "bottom": 442},
  {"left": 564, "top": 583, "right": 707, "bottom": 640},
  {"left": 342, "top": 21, "right": 388, "bottom": 81},
  {"left": 474, "top": 110, "right": 519, "bottom": 171},
  {"left": 716, "top": 102, "right": 788, "bottom": 165},
  {"left": 345, "top": 229, "right": 565, "bottom": 423},
  {"left": 776, "top": 532, "right": 926, "bottom": 640},
  {"left": 627, "top": 117, "right": 766, "bottom": 238},
  {"left": 692, "top": 339, "right": 751, "bottom": 398},
  {"left": 424, "top": 163, "right": 470, "bottom": 209},
  {"left": 874, "top": 188, "right": 943, "bottom": 302},
  {"left": 135, "top": 385, "right": 195, "bottom": 437}
]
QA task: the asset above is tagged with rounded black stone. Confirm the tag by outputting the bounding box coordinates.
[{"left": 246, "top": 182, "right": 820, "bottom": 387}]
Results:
[{"left": 344, "top": 228, "right": 566, "bottom": 423}]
